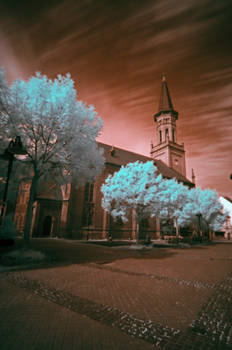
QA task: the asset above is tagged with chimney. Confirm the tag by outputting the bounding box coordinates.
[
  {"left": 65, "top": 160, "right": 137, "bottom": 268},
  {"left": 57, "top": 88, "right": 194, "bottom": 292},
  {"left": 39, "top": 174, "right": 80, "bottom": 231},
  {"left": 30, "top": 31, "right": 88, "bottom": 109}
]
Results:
[{"left": 110, "top": 145, "right": 115, "bottom": 156}]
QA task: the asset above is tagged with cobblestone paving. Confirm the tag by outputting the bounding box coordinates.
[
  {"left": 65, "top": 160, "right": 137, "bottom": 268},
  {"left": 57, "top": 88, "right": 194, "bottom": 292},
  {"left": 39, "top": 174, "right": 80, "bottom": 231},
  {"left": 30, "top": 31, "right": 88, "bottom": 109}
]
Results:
[
  {"left": 4, "top": 271, "right": 232, "bottom": 349},
  {"left": 190, "top": 274, "right": 232, "bottom": 346},
  {"left": 88, "top": 263, "right": 216, "bottom": 290}
]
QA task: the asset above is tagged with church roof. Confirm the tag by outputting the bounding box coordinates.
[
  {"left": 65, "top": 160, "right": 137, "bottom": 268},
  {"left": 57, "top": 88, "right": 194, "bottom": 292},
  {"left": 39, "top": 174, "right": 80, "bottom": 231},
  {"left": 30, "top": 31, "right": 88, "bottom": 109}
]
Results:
[
  {"left": 98, "top": 142, "right": 194, "bottom": 188},
  {"left": 98, "top": 142, "right": 151, "bottom": 167},
  {"left": 154, "top": 75, "right": 178, "bottom": 120},
  {"left": 153, "top": 159, "right": 194, "bottom": 188}
]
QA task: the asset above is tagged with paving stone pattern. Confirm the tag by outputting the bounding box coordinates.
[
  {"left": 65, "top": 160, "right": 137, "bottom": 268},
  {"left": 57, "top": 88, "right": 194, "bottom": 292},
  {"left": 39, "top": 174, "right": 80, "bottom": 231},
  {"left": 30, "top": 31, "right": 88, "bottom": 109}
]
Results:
[
  {"left": 5, "top": 271, "right": 232, "bottom": 349},
  {"left": 89, "top": 263, "right": 216, "bottom": 290},
  {"left": 190, "top": 274, "right": 232, "bottom": 346}
]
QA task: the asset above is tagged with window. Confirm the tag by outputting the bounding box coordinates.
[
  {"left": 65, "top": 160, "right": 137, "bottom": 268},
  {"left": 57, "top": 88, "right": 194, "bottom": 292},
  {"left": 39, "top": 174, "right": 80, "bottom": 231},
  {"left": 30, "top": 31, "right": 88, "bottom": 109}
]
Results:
[
  {"left": 165, "top": 129, "right": 169, "bottom": 141},
  {"left": 15, "top": 214, "right": 24, "bottom": 231},
  {"left": 84, "top": 182, "right": 94, "bottom": 203},
  {"left": 159, "top": 130, "right": 162, "bottom": 143},
  {"left": 172, "top": 129, "right": 175, "bottom": 142},
  {"left": 82, "top": 183, "right": 94, "bottom": 226}
]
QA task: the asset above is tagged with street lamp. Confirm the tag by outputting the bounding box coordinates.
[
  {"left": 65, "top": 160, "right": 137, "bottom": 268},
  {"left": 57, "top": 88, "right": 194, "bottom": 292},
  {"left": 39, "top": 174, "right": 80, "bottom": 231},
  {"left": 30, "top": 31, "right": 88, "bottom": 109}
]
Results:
[
  {"left": 0, "top": 136, "right": 27, "bottom": 222},
  {"left": 196, "top": 213, "right": 203, "bottom": 240}
]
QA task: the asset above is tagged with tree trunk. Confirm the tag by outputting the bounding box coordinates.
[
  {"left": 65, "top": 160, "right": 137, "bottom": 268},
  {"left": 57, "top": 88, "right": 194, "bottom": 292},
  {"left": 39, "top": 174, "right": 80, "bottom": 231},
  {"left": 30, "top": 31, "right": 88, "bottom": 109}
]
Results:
[
  {"left": 174, "top": 218, "right": 179, "bottom": 242},
  {"left": 24, "top": 174, "right": 39, "bottom": 248},
  {"left": 135, "top": 209, "right": 141, "bottom": 244},
  {"left": 136, "top": 222, "right": 140, "bottom": 243}
]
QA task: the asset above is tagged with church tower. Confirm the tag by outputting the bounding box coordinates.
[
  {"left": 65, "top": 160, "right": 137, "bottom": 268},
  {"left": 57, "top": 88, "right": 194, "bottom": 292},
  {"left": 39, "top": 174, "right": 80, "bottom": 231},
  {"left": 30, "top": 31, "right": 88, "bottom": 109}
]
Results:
[{"left": 150, "top": 75, "right": 186, "bottom": 176}]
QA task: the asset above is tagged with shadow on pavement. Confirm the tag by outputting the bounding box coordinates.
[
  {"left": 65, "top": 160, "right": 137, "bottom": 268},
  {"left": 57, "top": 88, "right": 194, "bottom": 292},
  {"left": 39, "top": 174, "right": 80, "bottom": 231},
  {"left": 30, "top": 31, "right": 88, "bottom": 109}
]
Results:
[{"left": 0, "top": 237, "right": 178, "bottom": 271}]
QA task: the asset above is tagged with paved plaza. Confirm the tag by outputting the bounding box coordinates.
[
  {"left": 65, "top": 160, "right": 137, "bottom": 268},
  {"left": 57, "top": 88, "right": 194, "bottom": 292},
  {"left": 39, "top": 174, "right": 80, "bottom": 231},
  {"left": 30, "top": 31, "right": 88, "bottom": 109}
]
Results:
[{"left": 0, "top": 239, "right": 232, "bottom": 349}]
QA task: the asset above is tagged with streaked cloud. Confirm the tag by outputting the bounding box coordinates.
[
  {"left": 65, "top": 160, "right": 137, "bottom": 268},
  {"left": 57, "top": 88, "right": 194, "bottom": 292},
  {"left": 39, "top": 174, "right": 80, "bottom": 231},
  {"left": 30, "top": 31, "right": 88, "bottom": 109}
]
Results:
[{"left": 0, "top": 0, "right": 231, "bottom": 197}]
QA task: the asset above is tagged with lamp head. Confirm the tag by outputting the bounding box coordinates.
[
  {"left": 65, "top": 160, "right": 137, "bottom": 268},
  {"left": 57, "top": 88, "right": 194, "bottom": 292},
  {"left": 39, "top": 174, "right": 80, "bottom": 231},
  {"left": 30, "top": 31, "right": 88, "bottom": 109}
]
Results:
[{"left": 7, "top": 136, "right": 27, "bottom": 155}]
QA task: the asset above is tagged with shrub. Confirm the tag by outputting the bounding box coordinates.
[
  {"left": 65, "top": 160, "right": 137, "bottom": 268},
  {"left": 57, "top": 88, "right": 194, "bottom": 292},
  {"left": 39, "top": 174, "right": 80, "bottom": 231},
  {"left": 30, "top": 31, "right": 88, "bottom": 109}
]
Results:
[{"left": 1, "top": 249, "right": 47, "bottom": 266}]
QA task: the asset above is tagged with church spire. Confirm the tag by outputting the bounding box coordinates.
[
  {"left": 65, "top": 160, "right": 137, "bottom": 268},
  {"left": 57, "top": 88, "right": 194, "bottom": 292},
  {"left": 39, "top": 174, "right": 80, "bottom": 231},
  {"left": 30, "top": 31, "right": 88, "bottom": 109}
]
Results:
[
  {"left": 159, "top": 74, "right": 173, "bottom": 111},
  {"left": 154, "top": 75, "right": 178, "bottom": 121}
]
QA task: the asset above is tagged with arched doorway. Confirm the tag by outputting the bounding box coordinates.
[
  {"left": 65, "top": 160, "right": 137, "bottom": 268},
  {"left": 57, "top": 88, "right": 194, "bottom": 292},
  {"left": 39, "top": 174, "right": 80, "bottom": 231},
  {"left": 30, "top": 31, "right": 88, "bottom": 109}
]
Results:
[{"left": 42, "top": 215, "right": 53, "bottom": 236}]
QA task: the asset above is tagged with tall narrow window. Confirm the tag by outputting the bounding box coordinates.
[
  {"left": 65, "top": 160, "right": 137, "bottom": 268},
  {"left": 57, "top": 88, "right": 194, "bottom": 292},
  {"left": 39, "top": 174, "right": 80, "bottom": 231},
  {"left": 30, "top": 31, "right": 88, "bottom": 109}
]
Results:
[
  {"left": 84, "top": 182, "right": 94, "bottom": 202},
  {"left": 159, "top": 130, "right": 162, "bottom": 143},
  {"left": 165, "top": 129, "right": 169, "bottom": 141},
  {"left": 172, "top": 129, "right": 175, "bottom": 142},
  {"left": 82, "top": 183, "right": 94, "bottom": 226}
]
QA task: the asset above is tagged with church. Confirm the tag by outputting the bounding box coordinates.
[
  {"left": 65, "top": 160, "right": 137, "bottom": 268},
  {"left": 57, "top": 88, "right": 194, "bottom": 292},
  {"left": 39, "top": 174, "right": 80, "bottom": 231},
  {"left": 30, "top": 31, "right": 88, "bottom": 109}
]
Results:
[{"left": 14, "top": 76, "right": 195, "bottom": 240}]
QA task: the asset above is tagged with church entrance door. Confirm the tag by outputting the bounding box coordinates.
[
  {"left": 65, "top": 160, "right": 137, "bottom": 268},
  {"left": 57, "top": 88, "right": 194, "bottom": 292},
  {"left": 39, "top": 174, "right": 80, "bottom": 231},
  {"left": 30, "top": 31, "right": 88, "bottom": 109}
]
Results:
[{"left": 42, "top": 215, "right": 52, "bottom": 236}]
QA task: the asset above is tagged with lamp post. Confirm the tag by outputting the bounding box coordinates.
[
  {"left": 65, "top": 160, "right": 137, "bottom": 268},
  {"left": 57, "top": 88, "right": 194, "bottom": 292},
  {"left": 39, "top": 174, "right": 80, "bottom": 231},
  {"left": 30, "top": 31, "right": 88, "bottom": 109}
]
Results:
[
  {"left": 0, "top": 136, "right": 27, "bottom": 222},
  {"left": 196, "top": 213, "right": 202, "bottom": 241}
]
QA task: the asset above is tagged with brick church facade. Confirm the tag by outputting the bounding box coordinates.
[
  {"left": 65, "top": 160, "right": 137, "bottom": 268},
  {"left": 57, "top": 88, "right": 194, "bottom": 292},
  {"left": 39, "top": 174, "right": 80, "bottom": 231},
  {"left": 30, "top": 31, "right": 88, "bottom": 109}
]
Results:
[{"left": 14, "top": 76, "right": 194, "bottom": 240}]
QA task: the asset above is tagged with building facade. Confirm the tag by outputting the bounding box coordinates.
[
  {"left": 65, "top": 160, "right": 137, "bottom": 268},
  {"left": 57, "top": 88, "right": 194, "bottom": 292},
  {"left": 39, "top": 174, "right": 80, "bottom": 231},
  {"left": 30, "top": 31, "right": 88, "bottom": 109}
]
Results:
[{"left": 14, "top": 76, "right": 194, "bottom": 240}]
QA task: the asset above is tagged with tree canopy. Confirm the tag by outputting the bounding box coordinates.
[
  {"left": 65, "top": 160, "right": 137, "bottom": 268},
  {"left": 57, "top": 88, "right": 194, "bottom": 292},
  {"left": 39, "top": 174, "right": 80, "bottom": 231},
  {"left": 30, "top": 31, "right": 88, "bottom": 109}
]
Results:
[
  {"left": 101, "top": 161, "right": 163, "bottom": 223},
  {"left": 0, "top": 69, "right": 104, "bottom": 186},
  {"left": 0, "top": 69, "right": 105, "bottom": 244},
  {"left": 101, "top": 160, "right": 227, "bottom": 240},
  {"left": 180, "top": 187, "right": 227, "bottom": 231}
]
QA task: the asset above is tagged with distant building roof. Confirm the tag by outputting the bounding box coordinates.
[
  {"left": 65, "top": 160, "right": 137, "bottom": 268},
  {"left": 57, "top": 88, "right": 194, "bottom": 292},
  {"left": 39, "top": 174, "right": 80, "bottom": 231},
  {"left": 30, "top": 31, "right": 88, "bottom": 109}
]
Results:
[
  {"left": 98, "top": 142, "right": 194, "bottom": 188},
  {"left": 219, "top": 196, "right": 232, "bottom": 225},
  {"left": 224, "top": 196, "right": 232, "bottom": 204}
]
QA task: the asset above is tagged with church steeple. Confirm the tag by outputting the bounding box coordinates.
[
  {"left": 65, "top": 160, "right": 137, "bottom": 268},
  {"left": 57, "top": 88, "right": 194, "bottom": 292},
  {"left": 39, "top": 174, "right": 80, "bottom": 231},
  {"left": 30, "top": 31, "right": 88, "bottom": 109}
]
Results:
[
  {"left": 154, "top": 74, "right": 178, "bottom": 121},
  {"left": 151, "top": 75, "right": 186, "bottom": 177}
]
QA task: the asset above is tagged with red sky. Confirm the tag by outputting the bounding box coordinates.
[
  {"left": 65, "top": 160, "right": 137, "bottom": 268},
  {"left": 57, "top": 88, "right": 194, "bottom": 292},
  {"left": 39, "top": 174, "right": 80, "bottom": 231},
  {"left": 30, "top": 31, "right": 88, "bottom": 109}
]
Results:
[{"left": 0, "top": 0, "right": 231, "bottom": 197}]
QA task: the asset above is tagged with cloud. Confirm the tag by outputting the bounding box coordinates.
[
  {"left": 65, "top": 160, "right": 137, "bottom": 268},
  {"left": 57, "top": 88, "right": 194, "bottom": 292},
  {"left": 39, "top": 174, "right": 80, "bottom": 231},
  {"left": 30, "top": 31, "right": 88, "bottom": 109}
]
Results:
[
  {"left": 0, "top": 0, "right": 231, "bottom": 197},
  {"left": 0, "top": 31, "right": 25, "bottom": 80}
]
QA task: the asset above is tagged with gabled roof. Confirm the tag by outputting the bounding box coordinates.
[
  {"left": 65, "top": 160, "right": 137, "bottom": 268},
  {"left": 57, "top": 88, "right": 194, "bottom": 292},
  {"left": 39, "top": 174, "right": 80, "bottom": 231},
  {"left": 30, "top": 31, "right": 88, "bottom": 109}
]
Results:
[
  {"left": 36, "top": 182, "right": 63, "bottom": 200},
  {"left": 98, "top": 142, "right": 194, "bottom": 187}
]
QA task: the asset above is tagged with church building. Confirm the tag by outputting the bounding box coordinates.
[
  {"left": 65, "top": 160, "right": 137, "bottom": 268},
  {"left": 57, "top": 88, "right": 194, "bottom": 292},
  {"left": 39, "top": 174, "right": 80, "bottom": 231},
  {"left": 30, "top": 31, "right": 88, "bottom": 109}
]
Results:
[{"left": 14, "top": 76, "right": 194, "bottom": 240}]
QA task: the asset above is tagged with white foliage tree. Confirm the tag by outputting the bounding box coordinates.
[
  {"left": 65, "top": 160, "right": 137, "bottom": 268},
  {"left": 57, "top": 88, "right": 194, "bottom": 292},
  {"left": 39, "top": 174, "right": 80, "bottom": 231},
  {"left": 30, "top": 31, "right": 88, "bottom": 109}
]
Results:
[
  {"left": 101, "top": 161, "right": 163, "bottom": 242},
  {"left": 154, "top": 178, "right": 190, "bottom": 238},
  {"left": 181, "top": 187, "right": 227, "bottom": 233},
  {"left": 0, "top": 69, "right": 105, "bottom": 245}
]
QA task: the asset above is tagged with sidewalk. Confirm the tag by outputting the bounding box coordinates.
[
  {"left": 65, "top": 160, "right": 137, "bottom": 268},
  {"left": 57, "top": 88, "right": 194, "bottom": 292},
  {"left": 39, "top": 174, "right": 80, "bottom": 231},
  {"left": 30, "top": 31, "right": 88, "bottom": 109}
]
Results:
[
  {"left": 0, "top": 239, "right": 232, "bottom": 349},
  {"left": 0, "top": 275, "right": 153, "bottom": 350}
]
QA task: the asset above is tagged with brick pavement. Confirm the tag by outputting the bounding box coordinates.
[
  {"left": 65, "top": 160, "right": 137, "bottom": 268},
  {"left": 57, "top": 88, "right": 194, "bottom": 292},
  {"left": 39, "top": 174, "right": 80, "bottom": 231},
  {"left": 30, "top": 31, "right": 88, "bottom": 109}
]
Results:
[
  {"left": 0, "top": 242, "right": 232, "bottom": 349},
  {"left": 14, "top": 263, "right": 211, "bottom": 330},
  {"left": 3, "top": 268, "right": 232, "bottom": 349},
  {"left": 0, "top": 276, "right": 153, "bottom": 350}
]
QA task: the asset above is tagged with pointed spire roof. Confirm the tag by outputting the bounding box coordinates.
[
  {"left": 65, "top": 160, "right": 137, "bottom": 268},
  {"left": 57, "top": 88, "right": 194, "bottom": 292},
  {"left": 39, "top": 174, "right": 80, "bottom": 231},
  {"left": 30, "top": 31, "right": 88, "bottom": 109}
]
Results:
[
  {"left": 154, "top": 74, "right": 178, "bottom": 121},
  {"left": 159, "top": 74, "right": 173, "bottom": 111}
]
